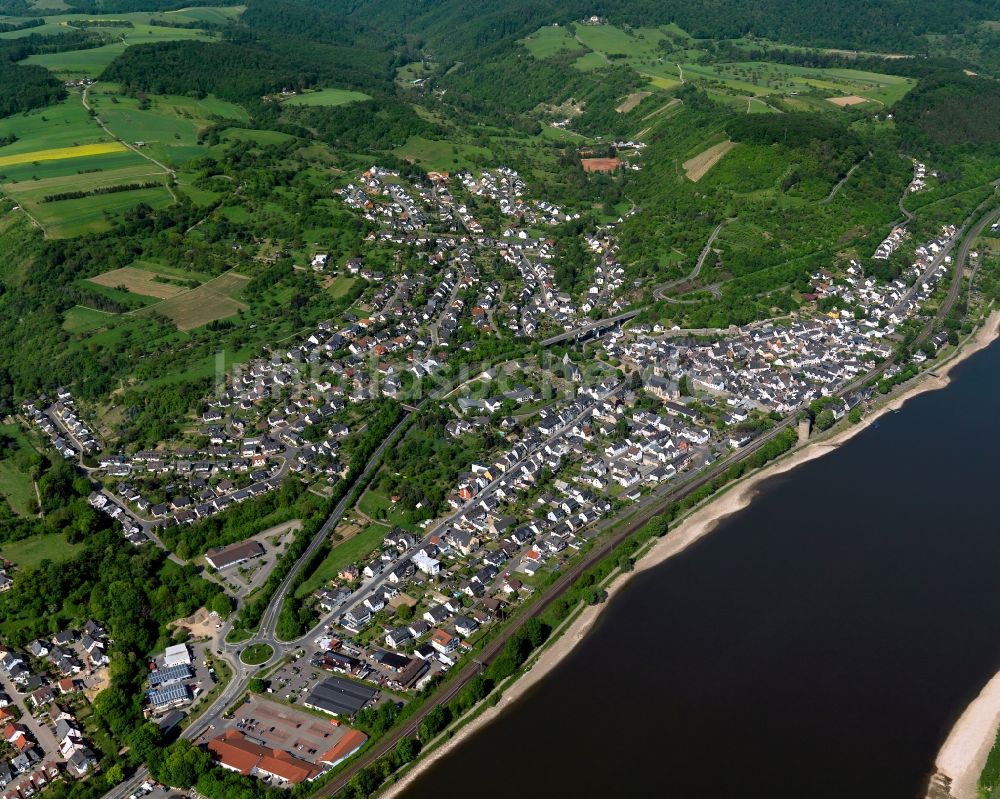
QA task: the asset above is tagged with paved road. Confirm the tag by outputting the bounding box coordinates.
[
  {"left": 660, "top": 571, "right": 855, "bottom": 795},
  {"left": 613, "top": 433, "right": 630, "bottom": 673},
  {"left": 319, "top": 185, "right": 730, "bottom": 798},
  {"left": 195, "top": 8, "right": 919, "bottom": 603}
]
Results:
[
  {"left": 540, "top": 310, "right": 639, "bottom": 347},
  {"left": 0, "top": 671, "right": 61, "bottom": 761},
  {"left": 819, "top": 153, "right": 869, "bottom": 205},
  {"left": 654, "top": 218, "right": 732, "bottom": 301},
  {"left": 915, "top": 203, "right": 1000, "bottom": 350}
]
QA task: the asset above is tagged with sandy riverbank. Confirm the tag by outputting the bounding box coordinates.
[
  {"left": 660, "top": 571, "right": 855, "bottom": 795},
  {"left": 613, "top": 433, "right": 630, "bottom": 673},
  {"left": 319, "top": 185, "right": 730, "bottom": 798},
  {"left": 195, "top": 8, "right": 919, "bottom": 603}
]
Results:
[
  {"left": 380, "top": 311, "right": 1000, "bottom": 799},
  {"left": 932, "top": 670, "right": 1000, "bottom": 799}
]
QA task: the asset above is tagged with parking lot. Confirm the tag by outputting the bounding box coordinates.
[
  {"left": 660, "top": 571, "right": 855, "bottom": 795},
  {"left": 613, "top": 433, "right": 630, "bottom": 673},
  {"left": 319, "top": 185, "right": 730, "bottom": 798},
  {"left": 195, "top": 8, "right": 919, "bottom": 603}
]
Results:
[{"left": 263, "top": 653, "right": 320, "bottom": 704}]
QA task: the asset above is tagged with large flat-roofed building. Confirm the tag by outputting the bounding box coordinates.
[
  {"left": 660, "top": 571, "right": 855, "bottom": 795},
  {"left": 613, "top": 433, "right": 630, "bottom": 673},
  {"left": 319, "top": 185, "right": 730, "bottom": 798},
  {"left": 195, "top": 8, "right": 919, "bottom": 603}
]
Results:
[
  {"left": 163, "top": 643, "right": 191, "bottom": 668},
  {"left": 148, "top": 663, "right": 193, "bottom": 688},
  {"left": 208, "top": 730, "right": 322, "bottom": 785},
  {"left": 303, "top": 677, "right": 376, "bottom": 718},
  {"left": 205, "top": 540, "right": 265, "bottom": 570},
  {"left": 148, "top": 684, "right": 190, "bottom": 711}
]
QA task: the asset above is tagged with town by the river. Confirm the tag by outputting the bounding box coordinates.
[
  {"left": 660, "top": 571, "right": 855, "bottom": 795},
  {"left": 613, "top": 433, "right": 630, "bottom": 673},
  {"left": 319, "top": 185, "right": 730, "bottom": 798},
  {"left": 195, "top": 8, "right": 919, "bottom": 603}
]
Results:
[{"left": 400, "top": 336, "right": 1000, "bottom": 799}]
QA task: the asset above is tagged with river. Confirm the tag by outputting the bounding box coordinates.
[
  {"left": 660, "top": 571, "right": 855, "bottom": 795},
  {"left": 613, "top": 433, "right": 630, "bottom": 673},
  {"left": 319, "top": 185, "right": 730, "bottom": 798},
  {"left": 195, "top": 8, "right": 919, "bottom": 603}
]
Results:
[{"left": 401, "top": 338, "right": 1000, "bottom": 799}]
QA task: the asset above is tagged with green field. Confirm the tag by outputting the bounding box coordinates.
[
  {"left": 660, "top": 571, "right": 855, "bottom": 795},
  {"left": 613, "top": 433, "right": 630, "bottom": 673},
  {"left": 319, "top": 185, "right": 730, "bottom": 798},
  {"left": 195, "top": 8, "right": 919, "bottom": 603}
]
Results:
[
  {"left": 0, "top": 150, "right": 151, "bottom": 184},
  {"left": 240, "top": 643, "right": 273, "bottom": 665},
  {"left": 0, "top": 532, "right": 85, "bottom": 570},
  {"left": 219, "top": 128, "right": 296, "bottom": 147},
  {"left": 573, "top": 22, "right": 661, "bottom": 57},
  {"left": 395, "top": 60, "right": 436, "bottom": 85},
  {"left": 85, "top": 84, "right": 248, "bottom": 166},
  {"left": 676, "top": 60, "right": 914, "bottom": 106},
  {"left": 0, "top": 424, "right": 38, "bottom": 516},
  {"left": 162, "top": 5, "right": 245, "bottom": 25},
  {"left": 328, "top": 275, "right": 358, "bottom": 298},
  {"left": 393, "top": 135, "right": 492, "bottom": 171},
  {"left": 572, "top": 51, "right": 608, "bottom": 71},
  {"left": 19, "top": 21, "right": 218, "bottom": 77},
  {"left": 0, "top": 99, "right": 108, "bottom": 159},
  {"left": 520, "top": 25, "right": 581, "bottom": 58},
  {"left": 29, "top": 182, "right": 174, "bottom": 238},
  {"left": 295, "top": 522, "right": 388, "bottom": 599},
  {"left": 554, "top": 22, "right": 914, "bottom": 106},
  {"left": 282, "top": 88, "right": 371, "bottom": 107},
  {"left": 6, "top": 163, "right": 166, "bottom": 199},
  {"left": 0, "top": 6, "right": 242, "bottom": 38},
  {"left": 357, "top": 487, "right": 419, "bottom": 531},
  {"left": 63, "top": 305, "right": 115, "bottom": 332}
]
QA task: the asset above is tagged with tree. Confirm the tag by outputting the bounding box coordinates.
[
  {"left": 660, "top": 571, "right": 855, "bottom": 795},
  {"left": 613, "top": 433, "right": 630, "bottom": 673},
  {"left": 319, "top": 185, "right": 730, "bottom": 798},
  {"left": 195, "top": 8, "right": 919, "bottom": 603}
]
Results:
[
  {"left": 248, "top": 677, "right": 266, "bottom": 694},
  {"left": 395, "top": 603, "right": 414, "bottom": 621},
  {"left": 210, "top": 592, "right": 232, "bottom": 618},
  {"left": 127, "top": 723, "right": 163, "bottom": 768},
  {"left": 394, "top": 736, "right": 420, "bottom": 764},
  {"left": 419, "top": 705, "right": 450, "bottom": 741},
  {"left": 105, "top": 763, "right": 125, "bottom": 785},
  {"left": 815, "top": 409, "right": 835, "bottom": 431},
  {"left": 848, "top": 406, "right": 863, "bottom": 425}
]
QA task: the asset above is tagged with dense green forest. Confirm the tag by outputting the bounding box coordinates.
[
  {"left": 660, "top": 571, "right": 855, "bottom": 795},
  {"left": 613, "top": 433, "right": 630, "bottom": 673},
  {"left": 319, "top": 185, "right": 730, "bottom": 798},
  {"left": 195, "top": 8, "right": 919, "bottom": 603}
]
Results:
[
  {"left": 894, "top": 70, "right": 1000, "bottom": 154},
  {"left": 0, "top": 61, "right": 65, "bottom": 118},
  {"left": 101, "top": 40, "right": 313, "bottom": 103}
]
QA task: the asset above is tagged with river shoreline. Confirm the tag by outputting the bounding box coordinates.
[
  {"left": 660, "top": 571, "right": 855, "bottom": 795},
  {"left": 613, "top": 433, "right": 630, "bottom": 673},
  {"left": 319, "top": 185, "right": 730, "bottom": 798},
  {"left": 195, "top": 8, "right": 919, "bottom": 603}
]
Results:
[{"left": 380, "top": 310, "right": 1000, "bottom": 799}]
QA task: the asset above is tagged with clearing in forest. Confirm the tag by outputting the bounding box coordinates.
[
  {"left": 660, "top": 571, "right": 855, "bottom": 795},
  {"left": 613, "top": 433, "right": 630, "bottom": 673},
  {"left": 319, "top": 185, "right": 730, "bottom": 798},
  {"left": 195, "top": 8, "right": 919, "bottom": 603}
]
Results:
[
  {"left": 683, "top": 140, "right": 736, "bottom": 182},
  {"left": 616, "top": 91, "right": 651, "bottom": 113}
]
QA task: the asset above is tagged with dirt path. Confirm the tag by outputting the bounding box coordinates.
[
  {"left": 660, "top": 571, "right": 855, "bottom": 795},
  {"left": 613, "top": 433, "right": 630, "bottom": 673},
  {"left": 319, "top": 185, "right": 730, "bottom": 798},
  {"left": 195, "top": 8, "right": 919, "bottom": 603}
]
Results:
[{"left": 81, "top": 85, "right": 178, "bottom": 202}]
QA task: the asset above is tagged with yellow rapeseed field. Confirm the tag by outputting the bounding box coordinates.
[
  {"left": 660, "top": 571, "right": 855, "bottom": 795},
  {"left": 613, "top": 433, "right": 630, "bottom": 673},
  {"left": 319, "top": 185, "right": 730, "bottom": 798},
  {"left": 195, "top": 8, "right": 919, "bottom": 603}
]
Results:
[{"left": 0, "top": 141, "right": 127, "bottom": 168}]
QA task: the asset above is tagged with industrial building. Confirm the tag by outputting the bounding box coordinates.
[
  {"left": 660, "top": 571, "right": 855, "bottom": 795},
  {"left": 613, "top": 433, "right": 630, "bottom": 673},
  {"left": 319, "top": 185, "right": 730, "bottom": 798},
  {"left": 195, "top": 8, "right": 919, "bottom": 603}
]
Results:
[{"left": 303, "top": 677, "right": 376, "bottom": 718}]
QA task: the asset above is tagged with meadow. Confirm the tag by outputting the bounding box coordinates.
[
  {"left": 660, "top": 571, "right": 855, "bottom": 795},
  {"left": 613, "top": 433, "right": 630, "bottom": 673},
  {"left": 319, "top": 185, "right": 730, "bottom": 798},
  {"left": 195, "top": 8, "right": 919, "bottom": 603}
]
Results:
[
  {"left": 294, "top": 521, "right": 394, "bottom": 600},
  {"left": 393, "top": 135, "right": 493, "bottom": 171},
  {"left": 520, "top": 24, "right": 582, "bottom": 59},
  {"left": 0, "top": 423, "right": 38, "bottom": 517},
  {"left": 62, "top": 305, "right": 115, "bottom": 333},
  {"left": 9, "top": 10, "right": 226, "bottom": 77},
  {"left": 0, "top": 532, "right": 85, "bottom": 570},
  {"left": 0, "top": 99, "right": 110, "bottom": 158},
  {"left": 85, "top": 83, "right": 248, "bottom": 167},
  {"left": 282, "top": 88, "right": 371, "bottom": 107},
  {"left": 40, "top": 184, "right": 173, "bottom": 237}
]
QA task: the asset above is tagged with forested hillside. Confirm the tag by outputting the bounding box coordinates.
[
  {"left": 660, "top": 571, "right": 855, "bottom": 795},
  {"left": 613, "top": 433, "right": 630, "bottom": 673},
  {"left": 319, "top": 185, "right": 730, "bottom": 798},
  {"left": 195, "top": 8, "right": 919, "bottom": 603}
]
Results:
[
  {"left": 894, "top": 70, "right": 1000, "bottom": 154},
  {"left": 101, "top": 40, "right": 313, "bottom": 103},
  {"left": 322, "top": 0, "right": 1000, "bottom": 55},
  {"left": 0, "top": 61, "right": 64, "bottom": 117}
]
